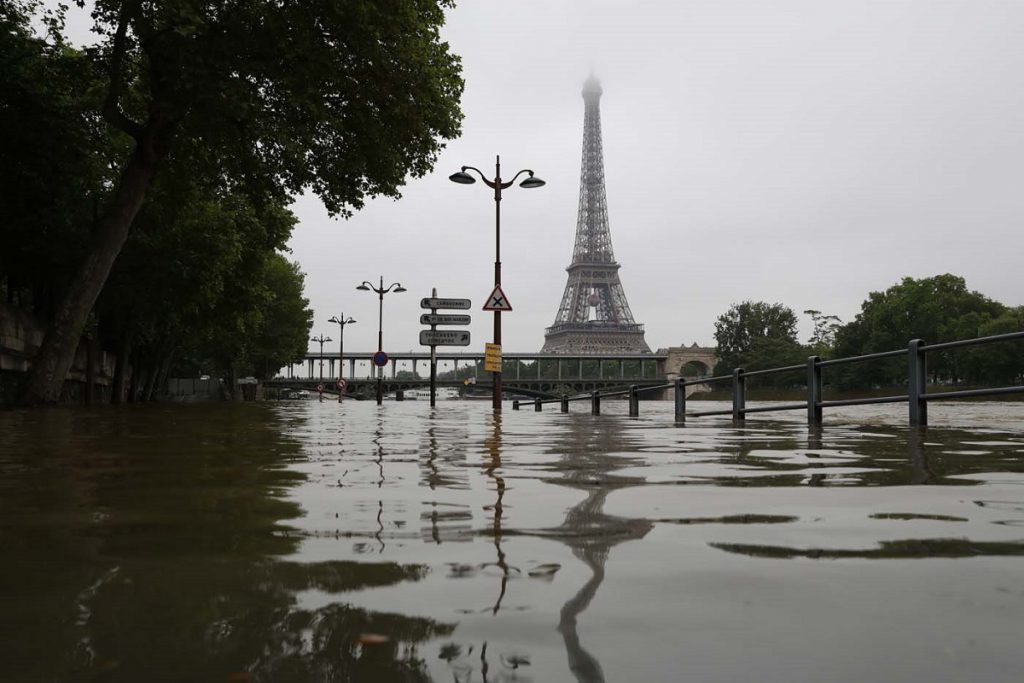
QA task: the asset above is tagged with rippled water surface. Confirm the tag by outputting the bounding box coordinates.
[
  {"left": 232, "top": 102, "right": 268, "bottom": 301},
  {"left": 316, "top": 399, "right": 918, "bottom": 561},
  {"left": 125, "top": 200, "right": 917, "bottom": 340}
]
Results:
[{"left": 1, "top": 400, "right": 1023, "bottom": 682}]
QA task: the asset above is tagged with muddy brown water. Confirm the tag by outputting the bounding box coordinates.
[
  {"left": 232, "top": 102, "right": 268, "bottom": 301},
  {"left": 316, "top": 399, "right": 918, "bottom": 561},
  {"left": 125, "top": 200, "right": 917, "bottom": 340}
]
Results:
[{"left": 1, "top": 400, "right": 1022, "bottom": 682}]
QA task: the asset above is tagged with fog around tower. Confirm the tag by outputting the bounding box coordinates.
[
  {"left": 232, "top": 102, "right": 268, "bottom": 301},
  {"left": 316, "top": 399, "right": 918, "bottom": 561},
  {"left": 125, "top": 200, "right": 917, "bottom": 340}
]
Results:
[{"left": 53, "top": 1, "right": 1024, "bottom": 353}]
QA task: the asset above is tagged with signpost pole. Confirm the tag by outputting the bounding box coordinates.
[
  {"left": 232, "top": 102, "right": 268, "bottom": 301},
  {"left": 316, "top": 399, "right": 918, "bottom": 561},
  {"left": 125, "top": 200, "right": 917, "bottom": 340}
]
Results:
[
  {"left": 430, "top": 288, "right": 437, "bottom": 407},
  {"left": 493, "top": 156, "right": 502, "bottom": 412}
]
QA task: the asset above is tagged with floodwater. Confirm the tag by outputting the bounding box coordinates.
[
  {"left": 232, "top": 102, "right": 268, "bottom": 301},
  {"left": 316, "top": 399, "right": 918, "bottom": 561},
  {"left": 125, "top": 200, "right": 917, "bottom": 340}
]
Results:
[{"left": 1, "top": 400, "right": 1023, "bottom": 682}]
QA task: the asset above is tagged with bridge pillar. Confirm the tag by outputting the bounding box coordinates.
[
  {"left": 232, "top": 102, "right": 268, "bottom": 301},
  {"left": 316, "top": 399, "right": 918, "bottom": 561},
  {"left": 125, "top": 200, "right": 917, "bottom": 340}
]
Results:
[
  {"left": 391, "top": 360, "right": 396, "bottom": 379},
  {"left": 308, "top": 359, "right": 313, "bottom": 379},
  {"left": 557, "top": 359, "right": 563, "bottom": 380},
  {"left": 349, "top": 359, "right": 355, "bottom": 379},
  {"left": 516, "top": 362, "right": 521, "bottom": 380},
  {"left": 620, "top": 360, "right": 625, "bottom": 379},
  {"left": 328, "top": 359, "right": 335, "bottom": 378}
]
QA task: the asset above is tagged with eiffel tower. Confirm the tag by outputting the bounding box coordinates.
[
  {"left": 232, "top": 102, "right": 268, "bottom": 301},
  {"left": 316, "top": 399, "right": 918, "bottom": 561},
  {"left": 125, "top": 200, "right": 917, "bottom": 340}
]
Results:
[{"left": 542, "top": 76, "right": 650, "bottom": 354}]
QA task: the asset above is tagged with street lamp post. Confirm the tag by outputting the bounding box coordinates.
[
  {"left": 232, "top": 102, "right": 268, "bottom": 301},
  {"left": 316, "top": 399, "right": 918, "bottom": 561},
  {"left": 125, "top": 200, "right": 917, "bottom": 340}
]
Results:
[
  {"left": 357, "top": 276, "right": 406, "bottom": 405},
  {"left": 450, "top": 155, "right": 545, "bottom": 411},
  {"left": 327, "top": 315, "right": 356, "bottom": 403},
  {"left": 311, "top": 333, "right": 332, "bottom": 401}
]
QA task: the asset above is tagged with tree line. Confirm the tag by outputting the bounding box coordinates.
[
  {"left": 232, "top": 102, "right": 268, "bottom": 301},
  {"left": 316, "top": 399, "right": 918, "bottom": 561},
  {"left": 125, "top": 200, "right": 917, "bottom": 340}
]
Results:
[
  {"left": 714, "top": 274, "right": 1024, "bottom": 388},
  {"left": 0, "top": 1, "right": 464, "bottom": 404}
]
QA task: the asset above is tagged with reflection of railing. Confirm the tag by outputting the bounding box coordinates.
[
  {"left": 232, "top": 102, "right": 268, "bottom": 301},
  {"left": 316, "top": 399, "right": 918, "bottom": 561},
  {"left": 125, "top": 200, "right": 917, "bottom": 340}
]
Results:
[{"left": 513, "top": 331, "right": 1024, "bottom": 427}]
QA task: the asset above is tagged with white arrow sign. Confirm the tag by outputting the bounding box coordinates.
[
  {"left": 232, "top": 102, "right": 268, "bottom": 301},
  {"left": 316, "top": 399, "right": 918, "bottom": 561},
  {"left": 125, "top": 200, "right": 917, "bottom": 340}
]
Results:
[
  {"left": 420, "top": 329, "right": 471, "bottom": 347},
  {"left": 421, "top": 297, "right": 471, "bottom": 310},
  {"left": 420, "top": 313, "right": 472, "bottom": 326}
]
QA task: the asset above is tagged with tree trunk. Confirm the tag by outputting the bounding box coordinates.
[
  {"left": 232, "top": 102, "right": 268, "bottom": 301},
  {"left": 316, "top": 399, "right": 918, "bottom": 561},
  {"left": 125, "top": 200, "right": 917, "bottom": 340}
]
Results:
[
  {"left": 85, "top": 334, "right": 97, "bottom": 406},
  {"left": 127, "top": 348, "right": 142, "bottom": 404},
  {"left": 20, "top": 143, "right": 162, "bottom": 406},
  {"left": 110, "top": 325, "right": 135, "bottom": 405},
  {"left": 142, "top": 357, "right": 159, "bottom": 403}
]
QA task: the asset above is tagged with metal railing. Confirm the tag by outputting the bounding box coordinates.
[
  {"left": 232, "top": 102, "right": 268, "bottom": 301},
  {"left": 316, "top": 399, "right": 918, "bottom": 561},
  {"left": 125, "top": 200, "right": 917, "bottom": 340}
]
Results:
[{"left": 511, "top": 331, "right": 1024, "bottom": 426}]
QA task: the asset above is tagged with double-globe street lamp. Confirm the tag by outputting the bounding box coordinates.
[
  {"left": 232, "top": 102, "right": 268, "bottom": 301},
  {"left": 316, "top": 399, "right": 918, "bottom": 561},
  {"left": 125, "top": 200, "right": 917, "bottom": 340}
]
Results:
[
  {"left": 450, "top": 155, "right": 545, "bottom": 411},
  {"left": 311, "top": 333, "right": 332, "bottom": 401},
  {"left": 356, "top": 277, "right": 406, "bottom": 405},
  {"left": 327, "top": 314, "right": 356, "bottom": 403}
]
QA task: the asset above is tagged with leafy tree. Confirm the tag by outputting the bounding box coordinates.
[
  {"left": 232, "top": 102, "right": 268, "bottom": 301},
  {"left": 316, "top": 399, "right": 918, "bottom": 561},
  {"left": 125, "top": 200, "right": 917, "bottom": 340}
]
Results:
[
  {"left": 0, "top": 3, "right": 120, "bottom": 315},
  {"left": 965, "top": 307, "right": 1024, "bottom": 385},
  {"left": 803, "top": 309, "right": 842, "bottom": 357},
  {"left": 713, "top": 301, "right": 801, "bottom": 377},
  {"left": 21, "top": 0, "right": 464, "bottom": 404},
  {"left": 833, "top": 275, "right": 1005, "bottom": 386}
]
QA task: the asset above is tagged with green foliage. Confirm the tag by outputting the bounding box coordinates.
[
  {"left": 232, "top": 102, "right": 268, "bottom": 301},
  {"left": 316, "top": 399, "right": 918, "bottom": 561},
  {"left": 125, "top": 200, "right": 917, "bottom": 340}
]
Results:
[
  {"left": 90, "top": 0, "right": 464, "bottom": 216},
  {"left": 803, "top": 309, "right": 842, "bottom": 357},
  {"left": 965, "top": 307, "right": 1024, "bottom": 384},
  {"left": 834, "top": 275, "right": 1006, "bottom": 387},
  {"left": 713, "top": 301, "right": 801, "bottom": 381},
  {"left": 0, "top": 4, "right": 121, "bottom": 313},
  {"left": 4, "top": 1, "right": 464, "bottom": 402}
]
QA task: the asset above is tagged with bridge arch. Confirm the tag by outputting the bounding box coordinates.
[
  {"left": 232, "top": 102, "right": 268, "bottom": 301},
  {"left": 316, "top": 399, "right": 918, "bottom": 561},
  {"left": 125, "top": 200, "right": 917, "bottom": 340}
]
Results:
[{"left": 660, "top": 343, "right": 717, "bottom": 379}]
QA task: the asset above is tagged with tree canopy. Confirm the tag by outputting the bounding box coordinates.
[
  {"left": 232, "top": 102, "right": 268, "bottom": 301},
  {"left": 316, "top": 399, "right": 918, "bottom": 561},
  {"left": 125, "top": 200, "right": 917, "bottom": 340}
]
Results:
[
  {"left": 2, "top": 0, "right": 465, "bottom": 404},
  {"left": 713, "top": 301, "right": 801, "bottom": 378}
]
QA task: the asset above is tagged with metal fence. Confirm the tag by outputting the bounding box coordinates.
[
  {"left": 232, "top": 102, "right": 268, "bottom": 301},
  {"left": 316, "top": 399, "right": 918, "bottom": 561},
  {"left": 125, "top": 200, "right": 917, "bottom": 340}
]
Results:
[{"left": 512, "top": 331, "right": 1024, "bottom": 427}]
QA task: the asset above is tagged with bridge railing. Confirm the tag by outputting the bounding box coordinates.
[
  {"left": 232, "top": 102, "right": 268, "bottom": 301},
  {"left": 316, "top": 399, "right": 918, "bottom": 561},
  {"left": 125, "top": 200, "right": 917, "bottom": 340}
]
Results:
[{"left": 512, "top": 331, "right": 1024, "bottom": 427}]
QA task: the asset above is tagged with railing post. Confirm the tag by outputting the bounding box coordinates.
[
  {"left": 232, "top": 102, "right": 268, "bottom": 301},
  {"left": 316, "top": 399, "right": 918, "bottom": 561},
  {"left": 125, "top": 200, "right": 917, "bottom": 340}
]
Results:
[
  {"left": 561, "top": 396, "right": 569, "bottom": 413},
  {"left": 732, "top": 368, "right": 746, "bottom": 422},
  {"left": 629, "top": 385, "right": 639, "bottom": 417},
  {"left": 807, "top": 355, "right": 822, "bottom": 426},
  {"left": 512, "top": 400, "right": 519, "bottom": 411},
  {"left": 674, "top": 378, "right": 686, "bottom": 421},
  {"left": 908, "top": 339, "right": 928, "bottom": 427},
  {"left": 591, "top": 390, "right": 601, "bottom": 415},
  {"left": 534, "top": 398, "right": 542, "bottom": 412}
]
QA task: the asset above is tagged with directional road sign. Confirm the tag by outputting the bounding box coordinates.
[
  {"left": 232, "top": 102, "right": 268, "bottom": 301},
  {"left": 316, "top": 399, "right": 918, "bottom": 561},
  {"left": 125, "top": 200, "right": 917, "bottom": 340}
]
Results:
[
  {"left": 372, "top": 351, "right": 389, "bottom": 367},
  {"left": 420, "top": 313, "right": 471, "bottom": 326},
  {"left": 482, "top": 285, "right": 512, "bottom": 312},
  {"left": 420, "top": 330, "right": 471, "bottom": 347},
  {"left": 421, "top": 297, "right": 471, "bottom": 310}
]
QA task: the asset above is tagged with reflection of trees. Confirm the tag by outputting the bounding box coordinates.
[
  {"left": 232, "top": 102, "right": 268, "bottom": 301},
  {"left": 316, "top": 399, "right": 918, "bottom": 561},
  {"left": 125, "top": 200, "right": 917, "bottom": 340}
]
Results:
[
  {"left": 712, "top": 538, "right": 1024, "bottom": 559},
  {"left": 481, "top": 412, "right": 517, "bottom": 615},
  {"left": 0, "top": 405, "right": 454, "bottom": 681}
]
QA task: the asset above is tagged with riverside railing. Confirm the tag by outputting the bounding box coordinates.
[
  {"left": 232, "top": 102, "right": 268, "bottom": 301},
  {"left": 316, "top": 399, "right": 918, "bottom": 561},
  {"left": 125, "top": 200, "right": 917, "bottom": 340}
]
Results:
[{"left": 511, "top": 331, "right": 1024, "bottom": 427}]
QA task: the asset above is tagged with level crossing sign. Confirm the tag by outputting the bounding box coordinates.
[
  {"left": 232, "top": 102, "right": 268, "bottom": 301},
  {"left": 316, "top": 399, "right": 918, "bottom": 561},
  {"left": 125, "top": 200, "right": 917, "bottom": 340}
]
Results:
[{"left": 482, "top": 285, "right": 512, "bottom": 312}]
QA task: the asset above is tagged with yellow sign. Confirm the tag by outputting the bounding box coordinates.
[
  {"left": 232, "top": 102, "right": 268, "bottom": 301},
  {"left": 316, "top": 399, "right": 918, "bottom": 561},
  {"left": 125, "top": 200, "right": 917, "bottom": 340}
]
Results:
[{"left": 484, "top": 343, "right": 502, "bottom": 373}]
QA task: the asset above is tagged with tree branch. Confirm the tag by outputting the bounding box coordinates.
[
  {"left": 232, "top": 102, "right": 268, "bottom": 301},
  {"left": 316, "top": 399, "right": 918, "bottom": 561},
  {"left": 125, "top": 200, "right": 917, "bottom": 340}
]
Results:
[{"left": 102, "top": 0, "right": 144, "bottom": 140}]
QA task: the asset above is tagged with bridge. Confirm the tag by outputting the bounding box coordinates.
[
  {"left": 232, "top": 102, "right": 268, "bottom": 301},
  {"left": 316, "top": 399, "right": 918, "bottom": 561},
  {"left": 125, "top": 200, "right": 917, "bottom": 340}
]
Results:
[{"left": 266, "top": 345, "right": 717, "bottom": 400}]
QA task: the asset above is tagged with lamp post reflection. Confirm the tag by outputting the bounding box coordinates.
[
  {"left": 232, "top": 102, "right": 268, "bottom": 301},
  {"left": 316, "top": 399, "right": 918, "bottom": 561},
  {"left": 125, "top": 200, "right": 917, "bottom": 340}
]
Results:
[{"left": 481, "top": 412, "right": 518, "bottom": 615}]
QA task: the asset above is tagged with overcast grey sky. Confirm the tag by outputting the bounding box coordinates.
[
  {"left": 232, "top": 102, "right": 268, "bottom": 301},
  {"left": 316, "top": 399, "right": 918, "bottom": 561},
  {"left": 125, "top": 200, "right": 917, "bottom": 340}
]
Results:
[{"left": 61, "top": 1, "right": 1024, "bottom": 354}]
